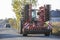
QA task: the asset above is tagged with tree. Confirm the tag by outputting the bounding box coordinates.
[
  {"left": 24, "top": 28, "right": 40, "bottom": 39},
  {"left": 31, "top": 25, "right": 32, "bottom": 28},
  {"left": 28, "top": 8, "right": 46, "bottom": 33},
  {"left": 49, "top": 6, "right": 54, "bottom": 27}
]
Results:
[{"left": 12, "top": 0, "right": 37, "bottom": 32}]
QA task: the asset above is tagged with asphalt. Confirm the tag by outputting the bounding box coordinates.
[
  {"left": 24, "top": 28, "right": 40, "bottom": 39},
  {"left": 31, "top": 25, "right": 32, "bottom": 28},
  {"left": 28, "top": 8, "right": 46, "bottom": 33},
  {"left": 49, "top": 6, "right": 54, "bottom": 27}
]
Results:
[{"left": 0, "top": 28, "right": 60, "bottom": 40}]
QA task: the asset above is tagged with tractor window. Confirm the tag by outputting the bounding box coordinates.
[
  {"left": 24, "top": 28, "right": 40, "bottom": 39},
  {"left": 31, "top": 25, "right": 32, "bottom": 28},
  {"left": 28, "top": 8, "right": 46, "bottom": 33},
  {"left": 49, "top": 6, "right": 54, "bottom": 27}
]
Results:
[{"left": 32, "top": 10, "right": 36, "bottom": 18}]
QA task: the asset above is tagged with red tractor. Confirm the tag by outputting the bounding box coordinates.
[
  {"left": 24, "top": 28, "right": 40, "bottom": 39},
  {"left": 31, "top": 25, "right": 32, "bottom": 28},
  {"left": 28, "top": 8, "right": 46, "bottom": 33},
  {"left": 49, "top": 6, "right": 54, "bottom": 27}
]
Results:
[{"left": 20, "top": 4, "right": 52, "bottom": 36}]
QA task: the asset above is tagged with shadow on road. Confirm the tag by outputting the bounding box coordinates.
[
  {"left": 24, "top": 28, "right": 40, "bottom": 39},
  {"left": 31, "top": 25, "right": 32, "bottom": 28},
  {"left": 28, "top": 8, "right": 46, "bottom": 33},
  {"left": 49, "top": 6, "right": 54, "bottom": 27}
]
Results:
[
  {"left": 0, "top": 34, "right": 60, "bottom": 39},
  {"left": 0, "top": 34, "right": 20, "bottom": 39},
  {"left": 26, "top": 35, "right": 60, "bottom": 39}
]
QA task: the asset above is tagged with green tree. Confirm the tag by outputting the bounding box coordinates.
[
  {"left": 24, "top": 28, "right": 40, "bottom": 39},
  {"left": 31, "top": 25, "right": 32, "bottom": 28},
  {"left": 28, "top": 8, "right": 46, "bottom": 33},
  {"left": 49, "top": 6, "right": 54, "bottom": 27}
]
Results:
[{"left": 12, "top": 0, "right": 37, "bottom": 32}]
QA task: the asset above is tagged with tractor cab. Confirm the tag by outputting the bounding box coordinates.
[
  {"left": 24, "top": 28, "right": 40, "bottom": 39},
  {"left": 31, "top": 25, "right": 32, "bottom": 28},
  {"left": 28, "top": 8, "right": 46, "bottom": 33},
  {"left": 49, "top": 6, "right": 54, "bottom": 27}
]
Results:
[{"left": 20, "top": 4, "right": 52, "bottom": 36}]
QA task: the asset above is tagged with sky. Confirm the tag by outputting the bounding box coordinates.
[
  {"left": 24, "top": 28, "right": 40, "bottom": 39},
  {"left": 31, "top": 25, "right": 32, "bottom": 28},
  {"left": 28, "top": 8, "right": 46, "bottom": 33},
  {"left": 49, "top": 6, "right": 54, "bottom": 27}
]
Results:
[
  {"left": 0, "top": 0, "right": 60, "bottom": 19},
  {"left": 37, "top": 0, "right": 60, "bottom": 10},
  {"left": 0, "top": 0, "right": 16, "bottom": 19}
]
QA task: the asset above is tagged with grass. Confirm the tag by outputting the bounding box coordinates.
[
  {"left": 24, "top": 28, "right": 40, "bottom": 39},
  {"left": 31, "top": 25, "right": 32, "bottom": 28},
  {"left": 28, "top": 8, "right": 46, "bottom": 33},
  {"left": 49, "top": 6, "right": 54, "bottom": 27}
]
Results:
[
  {"left": 46, "top": 21, "right": 60, "bottom": 36},
  {"left": 51, "top": 22, "right": 60, "bottom": 36}
]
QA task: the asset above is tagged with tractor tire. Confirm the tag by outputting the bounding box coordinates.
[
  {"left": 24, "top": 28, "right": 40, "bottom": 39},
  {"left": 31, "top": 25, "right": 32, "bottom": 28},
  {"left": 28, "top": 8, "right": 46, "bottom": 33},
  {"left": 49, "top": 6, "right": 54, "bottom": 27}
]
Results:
[
  {"left": 45, "top": 33, "right": 50, "bottom": 36},
  {"left": 23, "top": 34, "right": 27, "bottom": 36}
]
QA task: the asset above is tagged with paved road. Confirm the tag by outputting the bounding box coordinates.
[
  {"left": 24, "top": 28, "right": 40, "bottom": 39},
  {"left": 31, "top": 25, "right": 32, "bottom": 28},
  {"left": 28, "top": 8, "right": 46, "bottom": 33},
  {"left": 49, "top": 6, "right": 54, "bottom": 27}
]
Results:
[{"left": 0, "top": 28, "right": 60, "bottom": 40}]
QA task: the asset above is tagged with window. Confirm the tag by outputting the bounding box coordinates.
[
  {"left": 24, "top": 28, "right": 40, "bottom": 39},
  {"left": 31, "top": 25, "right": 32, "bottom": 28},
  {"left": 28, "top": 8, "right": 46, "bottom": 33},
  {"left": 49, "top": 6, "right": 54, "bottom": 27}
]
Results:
[{"left": 32, "top": 10, "right": 36, "bottom": 18}]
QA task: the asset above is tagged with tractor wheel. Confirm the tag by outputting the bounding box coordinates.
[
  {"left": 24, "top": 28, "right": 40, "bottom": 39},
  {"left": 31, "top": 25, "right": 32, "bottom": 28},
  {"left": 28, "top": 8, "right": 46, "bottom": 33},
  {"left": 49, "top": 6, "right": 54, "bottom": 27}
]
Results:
[
  {"left": 45, "top": 33, "right": 50, "bottom": 36},
  {"left": 23, "top": 34, "right": 27, "bottom": 36}
]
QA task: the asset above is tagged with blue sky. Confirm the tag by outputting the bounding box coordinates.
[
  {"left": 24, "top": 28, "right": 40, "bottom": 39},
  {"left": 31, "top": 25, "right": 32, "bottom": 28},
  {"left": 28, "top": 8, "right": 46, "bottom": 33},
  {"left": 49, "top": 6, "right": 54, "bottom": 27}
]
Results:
[{"left": 0, "top": 0, "right": 60, "bottom": 19}]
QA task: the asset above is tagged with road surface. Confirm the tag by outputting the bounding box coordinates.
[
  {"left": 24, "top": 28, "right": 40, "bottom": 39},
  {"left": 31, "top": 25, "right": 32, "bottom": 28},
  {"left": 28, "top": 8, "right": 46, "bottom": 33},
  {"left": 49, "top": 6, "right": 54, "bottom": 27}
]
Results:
[{"left": 0, "top": 28, "right": 60, "bottom": 40}]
